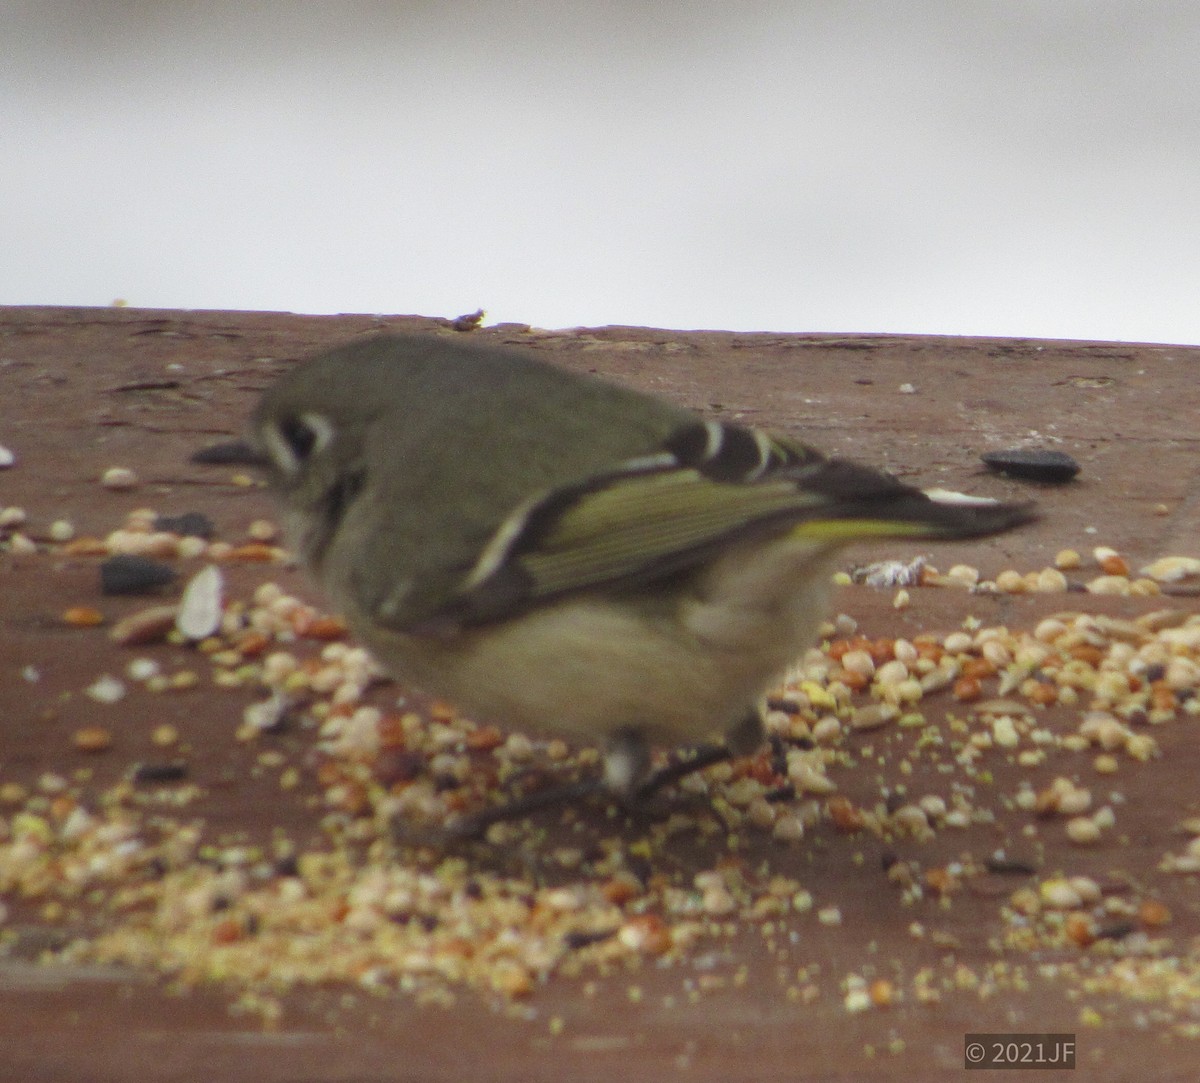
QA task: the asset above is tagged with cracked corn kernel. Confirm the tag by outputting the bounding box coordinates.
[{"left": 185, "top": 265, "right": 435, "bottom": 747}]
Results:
[
  {"left": 1065, "top": 817, "right": 1102, "bottom": 845},
  {"left": 1093, "top": 547, "right": 1129, "bottom": 576},
  {"left": 63, "top": 606, "right": 105, "bottom": 627},
  {"left": 151, "top": 724, "right": 179, "bottom": 747},
  {"left": 1055, "top": 549, "right": 1082, "bottom": 570},
  {"left": 992, "top": 716, "right": 1020, "bottom": 749},
  {"left": 942, "top": 631, "right": 973, "bottom": 654},
  {"left": 489, "top": 961, "right": 534, "bottom": 998},
  {"left": 1035, "top": 567, "right": 1069, "bottom": 592},
  {"left": 1141, "top": 555, "right": 1200, "bottom": 582},
  {"left": 100, "top": 466, "right": 139, "bottom": 490},
  {"left": 1065, "top": 912, "right": 1096, "bottom": 947},
  {"left": 73, "top": 726, "right": 113, "bottom": 752},
  {"left": 1138, "top": 899, "right": 1171, "bottom": 927},
  {"left": 995, "top": 569, "right": 1027, "bottom": 592},
  {"left": 868, "top": 979, "right": 895, "bottom": 1007},
  {"left": 945, "top": 564, "right": 980, "bottom": 587},
  {"left": 1125, "top": 734, "right": 1158, "bottom": 762},
  {"left": 1087, "top": 575, "right": 1131, "bottom": 595},
  {"left": 844, "top": 988, "right": 871, "bottom": 1013},
  {"left": 1039, "top": 879, "right": 1083, "bottom": 909},
  {"left": 953, "top": 676, "right": 982, "bottom": 702}
]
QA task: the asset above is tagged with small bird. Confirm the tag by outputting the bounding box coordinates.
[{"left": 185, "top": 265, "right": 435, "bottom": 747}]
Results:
[{"left": 226, "top": 333, "right": 1034, "bottom": 823}]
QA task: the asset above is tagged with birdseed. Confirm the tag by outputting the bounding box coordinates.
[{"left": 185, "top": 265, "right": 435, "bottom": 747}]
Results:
[{"left": 3, "top": 511, "right": 1200, "bottom": 1036}]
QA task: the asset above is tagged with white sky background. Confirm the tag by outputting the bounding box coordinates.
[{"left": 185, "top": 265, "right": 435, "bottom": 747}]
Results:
[{"left": 5, "top": 1, "right": 1200, "bottom": 344}]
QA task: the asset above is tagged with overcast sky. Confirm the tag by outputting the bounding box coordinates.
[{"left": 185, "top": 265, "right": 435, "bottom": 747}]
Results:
[{"left": 5, "top": 2, "right": 1200, "bottom": 344}]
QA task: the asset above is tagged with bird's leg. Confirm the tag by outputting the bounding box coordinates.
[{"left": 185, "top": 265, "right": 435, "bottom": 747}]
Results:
[
  {"left": 629, "top": 706, "right": 765, "bottom": 801},
  {"left": 629, "top": 743, "right": 735, "bottom": 800},
  {"left": 392, "top": 772, "right": 606, "bottom": 846},
  {"left": 392, "top": 711, "right": 768, "bottom": 845},
  {"left": 392, "top": 727, "right": 650, "bottom": 845}
]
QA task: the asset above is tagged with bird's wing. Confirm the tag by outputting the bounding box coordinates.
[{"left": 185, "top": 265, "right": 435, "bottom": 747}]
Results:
[{"left": 403, "top": 420, "right": 1033, "bottom": 630}]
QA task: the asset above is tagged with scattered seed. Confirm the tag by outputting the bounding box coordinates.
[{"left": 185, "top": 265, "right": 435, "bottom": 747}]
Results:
[
  {"left": 1064, "top": 912, "right": 1096, "bottom": 947},
  {"left": 995, "top": 569, "right": 1027, "bottom": 593},
  {"left": 953, "top": 676, "right": 982, "bottom": 702},
  {"left": 131, "top": 761, "right": 189, "bottom": 784},
  {"left": 868, "top": 979, "right": 895, "bottom": 1007},
  {"left": 177, "top": 565, "right": 224, "bottom": 640},
  {"left": 226, "top": 543, "right": 279, "bottom": 563},
  {"left": 62, "top": 536, "right": 109, "bottom": 556},
  {"left": 701, "top": 885, "right": 736, "bottom": 916},
  {"left": 849, "top": 703, "right": 896, "bottom": 731},
  {"left": 1125, "top": 733, "right": 1158, "bottom": 762},
  {"left": 827, "top": 796, "right": 864, "bottom": 832},
  {"left": 566, "top": 928, "right": 618, "bottom": 951},
  {"left": 1140, "top": 556, "right": 1200, "bottom": 583},
  {"left": 944, "top": 564, "right": 980, "bottom": 587},
  {"left": 73, "top": 726, "right": 114, "bottom": 752},
  {"left": 1040, "top": 879, "right": 1083, "bottom": 909},
  {"left": 100, "top": 466, "right": 139, "bottom": 490},
  {"left": 190, "top": 439, "right": 262, "bottom": 465},
  {"left": 985, "top": 856, "right": 1037, "bottom": 876},
  {"left": 1034, "top": 567, "right": 1069, "bottom": 592},
  {"left": 772, "top": 812, "right": 806, "bottom": 842},
  {"left": 300, "top": 617, "right": 348, "bottom": 641},
  {"left": 154, "top": 511, "right": 216, "bottom": 539},
  {"left": 85, "top": 675, "right": 127, "bottom": 703},
  {"left": 110, "top": 605, "right": 179, "bottom": 646},
  {"left": 1057, "top": 787, "right": 1092, "bottom": 816},
  {"left": 1093, "top": 547, "right": 1130, "bottom": 576},
  {"left": 0, "top": 445, "right": 14, "bottom": 468},
  {"left": 48, "top": 519, "right": 75, "bottom": 542},
  {"left": 100, "top": 554, "right": 178, "bottom": 595},
  {"left": 1138, "top": 899, "right": 1171, "bottom": 928},
  {"left": 992, "top": 715, "right": 1020, "bottom": 749},
  {"left": 63, "top": 606, "right": 105, "bottom": 627},
  {"left": 785, "top": 747, "right": 836, "bottom": 794},
  {"left": 1066, "top": 817, "right": 1102, "bottom": 845},
  {"left": 151, "top": 723, "right": 179, "bottom": 747},
  {"left": 981, "top": 448, "right": 1080, "bottom": 483},
  {"left": 1086, "top": 575, "right": 1131, "bottom": 596}
]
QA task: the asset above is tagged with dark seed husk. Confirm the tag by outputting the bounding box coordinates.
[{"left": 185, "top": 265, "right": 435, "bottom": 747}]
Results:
[
  {"left": 131, "top": 761, "right": 189, "bottom": 784},
  {"left": 190, "top": 439, "right": 267, "bottom": 466},
  {"left": 100, "top": 554, "right": 177, "bottom": 595},
  {"left": 154, "top": 511, "right": 216, "bottom": 539},
  {"left": 564, "top": 928, "right": 618, "bottom": 950},
  {"left": 981, "top": 448, "right": 1080, "bottom": 483},
  {"left": 984, "top": 856, "right": 1039, "bottom": 875}
]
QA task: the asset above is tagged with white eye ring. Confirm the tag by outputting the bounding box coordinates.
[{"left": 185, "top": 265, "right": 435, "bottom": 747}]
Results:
[{"left": 263, "top": 411, "right": 335, "bottom": 475}]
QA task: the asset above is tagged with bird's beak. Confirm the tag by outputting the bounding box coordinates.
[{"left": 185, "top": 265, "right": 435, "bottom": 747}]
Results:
[{"left": 190, "top": 439, "right": 270, "bottom": 467}]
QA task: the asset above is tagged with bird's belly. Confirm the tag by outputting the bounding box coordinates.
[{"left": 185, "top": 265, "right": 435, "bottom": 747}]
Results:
[{"left": 353, "top": 547, "right": 838, "bottom": 750}]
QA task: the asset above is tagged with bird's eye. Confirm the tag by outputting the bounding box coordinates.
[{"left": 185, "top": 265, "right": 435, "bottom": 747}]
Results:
[
  {"left": 267, "top": 411, "right": 334, "bottom": 473},
  {"left": 279, "top": 415, "right": 320, "bottom": 461}
]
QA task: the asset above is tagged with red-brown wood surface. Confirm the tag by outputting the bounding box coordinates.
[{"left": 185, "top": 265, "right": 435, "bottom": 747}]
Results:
[{"left": 2, "top": 307, "right": 1199, "bottom": 1082}]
